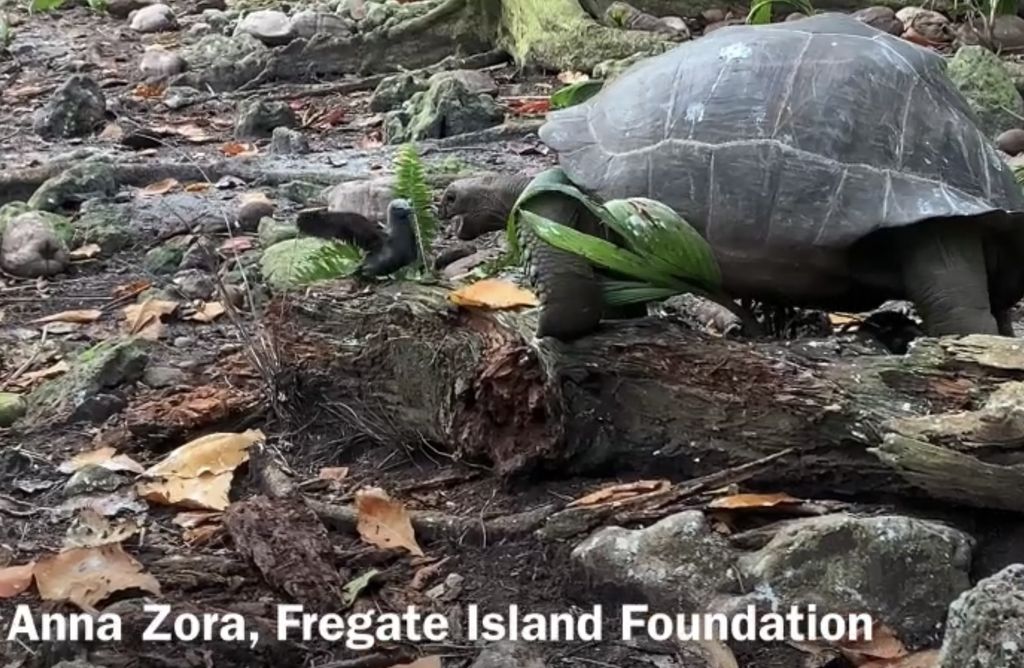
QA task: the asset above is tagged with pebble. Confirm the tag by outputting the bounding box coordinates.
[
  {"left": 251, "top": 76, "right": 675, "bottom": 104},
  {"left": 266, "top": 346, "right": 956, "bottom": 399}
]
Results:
[
  {"left": 235, "top": 9, "right": 294, "bottom": 46},
  {"left": 129, "top": 3, "right": 177, "bottom": 32},
  {"left": 139, "top": 47, "right": 187, "bottom": 79},
  {"left": 997, "top": 128, "right": 1024, "bottom": 156}
]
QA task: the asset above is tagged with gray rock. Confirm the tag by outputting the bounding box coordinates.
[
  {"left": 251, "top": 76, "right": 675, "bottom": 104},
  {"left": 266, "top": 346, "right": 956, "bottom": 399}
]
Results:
[
  {"left": 384, "top": 76, "right": 505, "bottom": 143},
  {"left": 235, "top": 9, "right": 294, "bottom": 46},
  {"left": 851, "top": 6, "right": 902, "bottom": 35},
  {"left": 106, "top": 0, "right": 151, "bottom": 19},
  {"left": 129, "top": 3, "right": 177, "bottom": 32},
  {"left": 201, "top": 8, "right": 231, "bottom": 32},
  {"left": 734, "top": 514, "right": 973, "bottom": 647},
  {"left": 370, "top": 73, "right": 426, "bottom": 112},
  {"left": 428, "top": 69, "right": 498, "bottom": 96},
  {"left": 237, "top": 194, "right": 275, "bottom": 230},
  {"left": 187, "top": 22, "right": 212, "bottom": 36},
  {"left": 29, "top": 161, "right": 118, "bottom": 213},
  {"left": 144, "top": 244, "right": 185, "bottom": 274},
  {"left": 288, "top": 10, "right": 352, "bottom": 39},
  {"left": 326, "top": 178, "right": 393, "bottom": 223},
  {"left": 139, "top": 47, "right": 187, "bottom": 79},
  {"left": 939, "top": 564, "right": 1024, "bottom": 668},
  {"left": 235, "top": 99, "right": 298, "bottom": 139},
  {"left": 279, "top": 180, "right": 325, "bottom": 205},
  {"left": 258, "top": 217, "right": 298, "bottom": 246},
  {"left": 179, "top": 237, "right": 217, "bottom": 271},
  {"left": 75, "top": 200, "right": 132, "bottom": 255},
  {"left": 178, "top": 33, "right": 269, "bottom": 92},
  {"left": 64, "top": 464, "right": 127, "bottom": 496},
  {"left": 0, "top": 393, "right": 28, "bottom": 428},
  {"left": 947, "top": 46, "right": 1024, "bottom": 138},
  {"left": 470, "top": 641, "right": 545, "bottom": 668},
  {"left": 70, "top": 392, "right": 127, "bottom": 424},
  {"left": 163, "top": 86, "right": 205, "bottom": 110},
  {"left": 270, "top": 126, "right": 310, "bottom": 155},
  {"left": 0, "top": 212, "right": 70, "bottom": 278},
  {"left": 997, "top": 128, "right": 1024, "bottom": 156},
  {"left": 572, "top": 510, "right": 736, "bottom": 612},
  {"left": 172, "top": 268, "right": 216, "bottom": 300},
  {"left": 142, "top": 365, "right": 188, "bottom": 388},
  {"left": 33, "top": 75, "right": 107, "bottom": 140}
]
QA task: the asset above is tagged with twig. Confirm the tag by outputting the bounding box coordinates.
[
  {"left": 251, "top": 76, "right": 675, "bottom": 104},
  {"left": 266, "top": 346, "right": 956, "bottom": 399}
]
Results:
[{"left": 0, "top": 326, "right": 48, "bottom": 392}]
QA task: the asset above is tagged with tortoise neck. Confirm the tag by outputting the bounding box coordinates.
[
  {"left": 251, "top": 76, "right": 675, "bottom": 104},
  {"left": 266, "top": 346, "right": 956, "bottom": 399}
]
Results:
[{"left": 497, "top": 173, "right": 535, "bottom": 215}]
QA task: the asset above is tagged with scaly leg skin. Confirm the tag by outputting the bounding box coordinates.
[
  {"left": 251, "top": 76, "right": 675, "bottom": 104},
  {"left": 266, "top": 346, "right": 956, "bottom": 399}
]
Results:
[
  {"left": 900, "top": 221, "right": 999, "bottom": 336},
  {"left": 995, "top": 309, "right": 1016, "bottom": 337},
  {"left": 518, "top": 192, "right": 604, "bottom": 340}
]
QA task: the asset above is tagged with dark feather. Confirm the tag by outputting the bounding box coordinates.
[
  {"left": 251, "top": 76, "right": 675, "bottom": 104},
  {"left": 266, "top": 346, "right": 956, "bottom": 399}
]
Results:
[{"left": 296, "top": 208, "right": 385, "bottom": 252}]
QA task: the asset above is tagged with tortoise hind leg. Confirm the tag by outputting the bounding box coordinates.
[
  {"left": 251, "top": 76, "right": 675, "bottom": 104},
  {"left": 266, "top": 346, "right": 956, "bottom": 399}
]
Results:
[
  {"left": 518, "top": 192, "right": 604, "bottom": 340},
  {"left": 898, "top": 220, "right": 999, "bottom": 336},
  {"left": 995, "top": 309, "right": 1015, "bottom": 337}
]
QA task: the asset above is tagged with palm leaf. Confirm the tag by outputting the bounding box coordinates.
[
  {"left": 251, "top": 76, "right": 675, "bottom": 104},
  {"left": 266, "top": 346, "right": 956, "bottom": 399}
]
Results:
[
  {"left": 550, "top": 80, "right": 605, "bottom": 110},
  {"left": 292, "top": 241, "right": 362, "bottom": 285}
]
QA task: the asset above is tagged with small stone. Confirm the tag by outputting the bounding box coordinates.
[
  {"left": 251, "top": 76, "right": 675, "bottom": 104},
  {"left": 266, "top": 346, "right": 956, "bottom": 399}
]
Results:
[
  {"left": 0, "top": 212, "right": 70, "bottom": 278},
  {"left": 0, "top": 393, "right": 28, "bottom": 428},
  {"left": 427, "top": 69, "right": 498, "bottom": 97},
  {"left": 64, "top": 464, "right": 127, "bottom": 496},
  {"left": 896, "top": 6, "right": 953, "bottom": 43},
  {"left": 139, "top": 47, "right": 187, "bottom": 79},
  {"left": 33, "top": 75, "right": 106, "bottom": 140},
  {"left": 142, "top": 365, "right": 188, "bottom": 388},
  {"left": 235, "top": 9, "right": 294, "bottom": 46},
  {"left": 130, "top": 3, "right": 177, "bottom": 32},
  {"left": 997, "top": 128, "right": 1024, "bottom": 156},
  {"left": 173, "top": 336, "right": 194, "bottom": 348},
  {"left": 237, "top": 193, "right": 275, "bottom": 231},
  {"left": 163, "top": 86, "right": 205, "bottom": 110},
  {"left": 270, "top": 126, "right": 310, "bottom": 155},
  {"left": 326, "top": 178, "right": 393, "bottom": 223},
  {"left": 852, "top": 6, "right": 903, "bottom": 35},
  {"left": 187, "top": 22, "right": 211, "bottom": 36},
  {"left": 288, "top": 10, "right": 352, "bottom": 39},
  {"left": 701, "top": 7, "right": 725, "bottom": 23},
  {"left": 258, "top": 217, "right": 298, "bottom": 246},
  {"left": 178, "top": 237, "right": 217, "bottom": 271},
  {"left": 370, "top": 73, "right": 427, "bottom": 112},
  {"left": 201, "top": 9, "right": 231, "bottom": 32},
  {"left": 70, "top": 393, "right": 126, "bottom": 424},
  {"left": 106, "top": 0, "right": 151, "bottom": 19},
  {"left": 235, "top": 99, "right": 298, "bottom": 140},
  {"left": 144, "top": 244, "right": 185, "bottom": 274},
  {"left": 172, "top": 268, "right": 217, "bottom": 300}
]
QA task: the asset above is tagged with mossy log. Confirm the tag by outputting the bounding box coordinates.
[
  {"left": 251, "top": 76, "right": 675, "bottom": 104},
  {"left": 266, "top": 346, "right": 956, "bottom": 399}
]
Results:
[{"left": 271, "top": 282, "right": 1024, "bottom": 514}]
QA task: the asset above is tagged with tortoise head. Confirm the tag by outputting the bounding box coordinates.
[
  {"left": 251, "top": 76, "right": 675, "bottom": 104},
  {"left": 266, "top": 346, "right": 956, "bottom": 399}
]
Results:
[{"left": 438, "top": 174, "right": 531, "bottom": 241}]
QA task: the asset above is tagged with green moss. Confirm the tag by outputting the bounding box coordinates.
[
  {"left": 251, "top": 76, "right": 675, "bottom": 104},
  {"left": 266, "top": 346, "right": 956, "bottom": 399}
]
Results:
[
  {"left": 0, "top": 393, "right": 28, "bottom": 428},
  {"left": 144, "top": 245, "right": 184, "bottom": 274},
  {"left": 947, "top": 46, "right": 1024, "bottom": 138},
  {"left": 0, "top": 202, "right": 32, "bottom": 237},
  {"left": 76, "top": 201, "right": 132, "bottom": 254}
]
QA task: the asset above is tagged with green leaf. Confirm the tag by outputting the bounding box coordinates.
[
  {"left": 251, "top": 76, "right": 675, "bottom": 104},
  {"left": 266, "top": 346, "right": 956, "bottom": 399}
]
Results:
[
  {"left": 603, "top": 198, "right": 721, "bottom": 290},
  {"left": 28, "top": 0, "right": 64, "bottom": 12},
  {"left": 522, "top": 210, "right": 688, "bottom": 289},
  {"left": 393, "top": 143, "right": 437, "bottom": 274},
  {"left": 550, "top": 80, "right": 605, "bottom": 110},
  {"left": 342, "top": 569, "right": 380, "bottom": 608},
  {"left": 289, "top": 240, "right": 362, "bottom": 286},
  {"left": 746, "top": 0, "right": 774, "bottom": 24}
]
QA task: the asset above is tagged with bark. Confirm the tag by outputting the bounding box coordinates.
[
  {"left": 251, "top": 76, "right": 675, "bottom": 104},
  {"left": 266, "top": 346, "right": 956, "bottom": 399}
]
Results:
[{"left": 271, "top": 282, "right": 1024, "bottom": 514}]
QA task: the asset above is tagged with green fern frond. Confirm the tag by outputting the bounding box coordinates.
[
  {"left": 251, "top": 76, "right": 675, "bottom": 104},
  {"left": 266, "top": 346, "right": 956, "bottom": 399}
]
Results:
[
  {"left": 292, "top": 241, "right": 362, "bottom": 285},
  {"left": 393, "top": 143, "right": 438, "bottom": 271}
]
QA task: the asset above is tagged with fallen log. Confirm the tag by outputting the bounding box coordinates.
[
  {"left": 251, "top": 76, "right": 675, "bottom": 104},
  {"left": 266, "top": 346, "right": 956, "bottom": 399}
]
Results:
[{"left": 270, "top": 281, "right": 1024, "bottom": 513}]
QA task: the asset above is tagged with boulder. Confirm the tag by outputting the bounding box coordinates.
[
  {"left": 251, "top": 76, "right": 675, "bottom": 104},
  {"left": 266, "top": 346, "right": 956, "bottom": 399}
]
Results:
[
  {"left": 939, "top": 564, "right": 1024, "bottom": 668},
  {"left": 33, "top": 75, "right": 106, "bottom": 140},
  {"left": 129, "top": 3, "right": 177, "bottom": 32},
  {"left": 0, "top": 211, "right": 71, "bottom": 278}
]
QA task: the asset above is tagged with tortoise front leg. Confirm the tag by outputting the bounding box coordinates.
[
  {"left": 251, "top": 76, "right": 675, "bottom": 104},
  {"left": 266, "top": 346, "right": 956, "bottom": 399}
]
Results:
[
  {"left": 995, "top": 309, "right": 1015, "bottom": 337},
  {"left": 899, "top": 221, "right": 999, "bottom": 336},
  {"left": 518, "top": 192, "right": 604, "bottom": 340}
]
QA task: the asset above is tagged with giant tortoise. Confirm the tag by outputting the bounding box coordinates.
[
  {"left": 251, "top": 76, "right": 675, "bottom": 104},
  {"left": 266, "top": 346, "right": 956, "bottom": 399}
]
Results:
[{"left": 439, "top": 13, "right": 1024, "bottom": 340}]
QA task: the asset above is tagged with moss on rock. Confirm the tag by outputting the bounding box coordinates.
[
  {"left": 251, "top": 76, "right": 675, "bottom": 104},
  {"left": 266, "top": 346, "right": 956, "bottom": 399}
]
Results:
[{"left": 947, "top": 46, "right": 1024, "bottom": 138}]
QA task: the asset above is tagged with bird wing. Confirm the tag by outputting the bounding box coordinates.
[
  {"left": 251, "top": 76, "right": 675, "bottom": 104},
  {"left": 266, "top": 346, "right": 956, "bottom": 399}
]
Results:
[{"left": 296, "top": 208, "right": 385, "bottom": 252}]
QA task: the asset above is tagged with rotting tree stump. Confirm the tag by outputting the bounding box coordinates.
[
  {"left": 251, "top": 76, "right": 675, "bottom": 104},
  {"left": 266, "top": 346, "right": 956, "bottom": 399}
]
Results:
[{"left": 270, "top": 281, "right": 1024, "bottom": 513}]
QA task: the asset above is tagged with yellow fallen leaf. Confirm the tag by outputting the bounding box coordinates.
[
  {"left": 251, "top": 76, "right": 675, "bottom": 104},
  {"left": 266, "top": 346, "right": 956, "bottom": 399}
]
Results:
[
  {"left": 140, "top": 178, "right": 180, "bottom": 196},
  {"left": 144, "top": 430, "right": 264, "bottom": 479},
  {"left": 58, "top": 446, "right": 145, "bottom": 475},
  {"left": 449, "top": 279, "right": 539, "bottom": 310},
  {"left": 70, "top": 244, "right": 103, "bottom": 260},
  {"left": 137, "top": 472, "right": 233, "bottom": 511},
  {"left": 0, "top": 563, "right": 35, "bottom": 599},
  {"left": 356, "top": 487, "right": 424, "bottom": 557},
  {"left": 32, "top": 309, "right": 102, "bottom": 325},
  {"left": 708, "top": 492, "right": 803, "bottom": 510},
  {"left": 123, "top": 298, "right": 179, "bottom": 339},
  {"left": 568, "top": 480, "right": 672, "bottom": 508},
  {"left": 186, "top": 301, "right": 226, "bottom": 323},
  {"left": 34, "top": 544, "right": 160, "bottom": 611}
]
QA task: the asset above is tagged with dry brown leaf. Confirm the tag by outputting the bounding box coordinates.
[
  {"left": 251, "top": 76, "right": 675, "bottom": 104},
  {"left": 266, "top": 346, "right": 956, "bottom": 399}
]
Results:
[
  {"left": 34, "top": 544, "right": 160, "bottom": 611},
  {"left": 140, "top": 178, "right": 180, "bottom": 196},
  {"left": 70, "top": 244, "right": 103, "bottom": 260},
  {"left": 99, "top": 123, "right": 125, "bottom": 141},
  {"left": 184, "top": 182, "right": 210, "bottom": 192},
  {"left": 708, "top": 492, "right": 803, "bottom": 510},
  {"left": 391, "top": 657, "right": 442, "bottom": 668},
  {"left": 144, "top": 430, "right": 264, "bottom": 479},
  {"left": 0, "top": 563, "right": 35, "bottom": 599},
  {"left": 449, "top": 279, "right": 539, "bottom": 309},
  {"left": 568, "top": 480, "right": 672, "bottom": 508},
  {"left": 183, "top": 523, "right": 224, "bottom": 547},
  {"left": 829, "top": 312, "right": 863, "bottom": 327},
  {"left": 137, "top": 473, "right": 233, "bottom": 511},
  {"left": 112, "top": 280, "right": 153, "bottom": 300},
  {"left": 839, "top": 623, "right": 909, "bottom": 663},
  {"left": 219, "top": 237, "right": 255, "bottom": 254},
  {"left": 319, "top": 467, "right": 350, "bottom": 482},
  {"left": 355, "top": 487, "right": 424, "bottom": 557},
  {"left": 860, "top": 650, "right": 938, "bottom": 668},
  {"left": 134, "top": 82, "right": 166, "bottom": 98},
  {"left": 186, "top": 301, "right": 226, "bottom": 323},
  {"left": 150, "top": 123, "right": 214, "bottom": 143},
  {"left": 14, "top": 360, "right": 70, "bottom": 387},
  {"left": 59, "top": 446, "right": 145, "bottom": 475},
  {"left": 221, "top": 141, "right": 259, "bottom": 157},
  {"left": 172, "top": 510, "right": 223, "bottom": 528},
  {"left": 123, "top": 298, "right": 179, "bottom": 339},
  {"left": 33, "top": 309, "right": 103, "bottom": 325}
]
